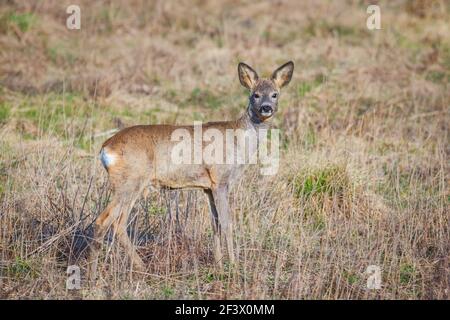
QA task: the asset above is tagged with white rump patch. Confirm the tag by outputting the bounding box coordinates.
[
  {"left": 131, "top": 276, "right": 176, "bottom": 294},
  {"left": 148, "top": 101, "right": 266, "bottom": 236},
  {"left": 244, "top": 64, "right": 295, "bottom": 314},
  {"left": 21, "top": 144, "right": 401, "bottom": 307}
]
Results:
[{"left": 100, "top": 148, "right": 116, "bottom": 168}]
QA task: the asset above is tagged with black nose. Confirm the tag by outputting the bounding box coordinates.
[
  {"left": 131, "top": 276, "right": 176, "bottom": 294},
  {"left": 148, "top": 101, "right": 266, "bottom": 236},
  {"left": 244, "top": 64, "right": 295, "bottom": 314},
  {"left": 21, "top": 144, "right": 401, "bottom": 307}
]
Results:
[{"left": 260, "top": 104, "right": 273, "bottom": 113}]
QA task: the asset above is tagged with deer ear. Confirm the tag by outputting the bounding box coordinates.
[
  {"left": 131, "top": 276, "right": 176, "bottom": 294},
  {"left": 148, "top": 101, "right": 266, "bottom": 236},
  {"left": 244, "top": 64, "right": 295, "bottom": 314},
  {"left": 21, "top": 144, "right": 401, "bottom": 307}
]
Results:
[
  {"left": 271, "top": 61, "right": 294, "bottom": 88},
  {"left": 238, "top": 62, "right": 259, "bottom": 90}
]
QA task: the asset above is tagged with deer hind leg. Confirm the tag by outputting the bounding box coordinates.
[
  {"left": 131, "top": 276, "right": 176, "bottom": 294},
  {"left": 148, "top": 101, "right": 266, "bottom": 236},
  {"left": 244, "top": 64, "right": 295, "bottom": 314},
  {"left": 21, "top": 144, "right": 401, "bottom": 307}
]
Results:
[
  {"left": 89, "top": 178, "right": 147, "bottom": 280},
  {"left": 212, "top": 186, "right": 235, "bottom": 265},
  {"left": 205, "top": 189, "right": 223, "bottom": 265},
  {"left": 89, "top": 198, "right": 122, "bottom": 281},
  {"left": 112, "top": 190, "right": 145, "bottom": 271}
]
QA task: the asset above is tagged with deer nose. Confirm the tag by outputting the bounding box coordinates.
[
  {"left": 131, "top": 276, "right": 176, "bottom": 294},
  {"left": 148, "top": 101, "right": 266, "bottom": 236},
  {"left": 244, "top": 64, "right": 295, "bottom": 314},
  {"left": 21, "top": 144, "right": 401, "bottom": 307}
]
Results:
[{"left": 260, "top": 104, "right": 273, "bottom": 114}]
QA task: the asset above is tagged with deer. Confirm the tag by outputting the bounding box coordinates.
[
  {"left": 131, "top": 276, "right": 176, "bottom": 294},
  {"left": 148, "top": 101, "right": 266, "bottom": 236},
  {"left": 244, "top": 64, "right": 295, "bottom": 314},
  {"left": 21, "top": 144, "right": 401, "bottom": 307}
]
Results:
[{"left": 89, "top": 61, "right": 294, "bottom": 280}]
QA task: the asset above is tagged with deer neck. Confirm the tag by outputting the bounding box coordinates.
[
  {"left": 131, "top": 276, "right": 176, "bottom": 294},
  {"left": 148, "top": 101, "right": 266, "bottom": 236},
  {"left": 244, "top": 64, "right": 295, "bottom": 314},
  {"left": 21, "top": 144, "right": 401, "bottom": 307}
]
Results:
[{"left": 238, "top": 104, "right": 271, "bottom": 131}]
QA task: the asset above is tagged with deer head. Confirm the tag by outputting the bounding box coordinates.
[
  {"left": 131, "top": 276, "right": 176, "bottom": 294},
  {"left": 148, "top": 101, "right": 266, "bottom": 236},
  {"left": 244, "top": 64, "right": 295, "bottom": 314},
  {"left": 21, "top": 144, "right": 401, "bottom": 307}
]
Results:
[{"left": 238, "top": 61, "right": 294, "bottom": 123}]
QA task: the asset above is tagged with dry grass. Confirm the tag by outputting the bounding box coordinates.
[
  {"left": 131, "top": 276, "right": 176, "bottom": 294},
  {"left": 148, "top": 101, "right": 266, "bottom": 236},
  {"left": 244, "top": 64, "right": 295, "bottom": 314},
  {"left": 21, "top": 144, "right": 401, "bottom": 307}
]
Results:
[{"left": 0, "top": 0, "right": 448, "bottom": 299}]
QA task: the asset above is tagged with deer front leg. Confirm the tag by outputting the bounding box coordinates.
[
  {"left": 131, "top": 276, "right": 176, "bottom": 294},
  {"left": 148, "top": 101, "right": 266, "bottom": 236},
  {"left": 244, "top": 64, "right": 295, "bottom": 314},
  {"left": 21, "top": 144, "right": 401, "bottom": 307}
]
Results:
[
  {"left": 205, "top": 190, "right": 223, "bottom": 265},
  {"left": 212, "top": 186, "right": 235, "bottom": 265}
]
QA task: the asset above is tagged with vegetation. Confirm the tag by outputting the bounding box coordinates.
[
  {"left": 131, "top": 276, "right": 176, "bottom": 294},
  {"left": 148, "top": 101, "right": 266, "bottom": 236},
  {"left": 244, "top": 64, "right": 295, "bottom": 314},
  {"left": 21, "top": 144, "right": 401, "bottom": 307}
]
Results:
[{"left": 0, "top": 0, "right": 448, "bottom": 299}]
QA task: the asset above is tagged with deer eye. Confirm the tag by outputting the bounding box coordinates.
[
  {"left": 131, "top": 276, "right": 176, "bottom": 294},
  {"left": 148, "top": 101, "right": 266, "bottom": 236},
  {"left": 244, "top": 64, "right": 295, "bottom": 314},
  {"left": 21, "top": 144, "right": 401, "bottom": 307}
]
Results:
[
  {"left": 272, "top": 93, "right": 278, "bottom": 98},
  {"left": 254, "top": 93, "right": 261, "bottom": 99}
]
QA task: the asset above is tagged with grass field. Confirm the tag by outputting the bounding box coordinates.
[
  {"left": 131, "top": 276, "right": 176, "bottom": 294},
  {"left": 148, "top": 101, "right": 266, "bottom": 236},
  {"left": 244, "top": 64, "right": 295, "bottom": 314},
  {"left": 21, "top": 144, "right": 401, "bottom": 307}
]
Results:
[{"left": 0, "top": 0, "right": 448, "bottom": 299}]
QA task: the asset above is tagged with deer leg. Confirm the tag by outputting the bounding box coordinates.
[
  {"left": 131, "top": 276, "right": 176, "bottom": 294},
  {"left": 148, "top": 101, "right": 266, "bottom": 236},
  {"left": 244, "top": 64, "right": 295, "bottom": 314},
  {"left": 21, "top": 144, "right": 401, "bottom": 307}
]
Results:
[
  {"left": 205, "top": 189, "right": 223, "bottom": 265},
  {"left": 90, "top": 178, "right": 146, "bottom": 280},
  {"left": 212, "top": 186, "right": 235, "bottom": 265},
  {"left": 89, "top": 198, "right": 121, "bottom": 281},
  {"left": 112, "top": 192, "right": 145, "bottom": 271}
]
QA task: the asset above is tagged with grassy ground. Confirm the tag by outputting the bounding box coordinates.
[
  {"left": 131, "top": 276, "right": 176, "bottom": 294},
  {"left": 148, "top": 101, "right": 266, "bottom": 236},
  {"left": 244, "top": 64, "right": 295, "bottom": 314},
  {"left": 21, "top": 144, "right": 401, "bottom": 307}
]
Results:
[{"left": 0, "top": 0, "right": 448, "bottom": 299}]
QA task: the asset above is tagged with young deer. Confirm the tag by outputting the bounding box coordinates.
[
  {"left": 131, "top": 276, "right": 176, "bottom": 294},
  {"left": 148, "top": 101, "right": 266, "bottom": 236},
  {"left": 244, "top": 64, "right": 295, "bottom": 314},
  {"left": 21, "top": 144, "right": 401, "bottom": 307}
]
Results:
[{"left": 89, "top": 61, "right": 294, "bottom": 279}]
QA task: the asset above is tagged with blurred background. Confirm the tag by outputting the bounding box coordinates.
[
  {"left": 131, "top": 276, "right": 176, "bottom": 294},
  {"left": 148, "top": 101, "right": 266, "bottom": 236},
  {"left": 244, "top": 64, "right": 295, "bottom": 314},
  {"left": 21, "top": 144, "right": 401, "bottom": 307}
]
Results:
[{"left": 0, "top": 0, "right": 448, "bottom": 299}]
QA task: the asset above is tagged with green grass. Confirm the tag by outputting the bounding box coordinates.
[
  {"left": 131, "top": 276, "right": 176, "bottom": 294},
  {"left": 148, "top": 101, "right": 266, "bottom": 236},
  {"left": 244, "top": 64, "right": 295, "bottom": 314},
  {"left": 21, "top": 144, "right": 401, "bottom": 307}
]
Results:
[
  {"left": 17, "top": 92, "right": 93, "bottom": 137},
  {"left": 441, "top": 45, "right": 450, "bottom": 70},
  {"left": 298, "top": 74, "right": 326, "bottom": 98},
  {"left": 293, "top": 165, "right": 350, "bottom": 198},
  {"left": 377, "top": 163, "right": 415, "bottom": 208},
  {"left": 47, "top": 44, "right": 78, "bottom": 66},
  {"left": 400, "top": 264, "right": 416, "bottom": 285},
  {"left": 343, "top": 270, "right": 360, "bottom": 285},
  {"left": 0, "top": 102, "right": 10, "bottom": 122},
  {"left": 310, "top": 212, "right": 326, "bottom": 231},
  {"left": 426, "top": 70, "right": 449, "bottom": 84},
  {"left": 1, "top": 92, "right": 111, "bottom": 153},
  {"left": 393, "top": 30, "right": 423, "bottom": 62},
  {"left": 0, "top": 144, "right": 9, "bottom": 196},
  {"left": 292, "top": 165, "right": 352, "bottom": 232},
  {"left": 298, "top": 82, "right": 314, "bottom": 97},
  {"left": 188, "top": 88, "right": 223, "bottom": 110},
  {"left": 7, "top": 257, "right": 35, "bottom": 278},
  {"left": 148, "top": 204, "right": 167, "bottom": 216},
  {"left": 161, "top": 285, "right": 174, "bottom": 298},
  {"left": 0, "top": 12, "right": 36, "bottom": 33},
  {"left": 74, "top": 136, "right": 92, "bottom": 151},
  {"left": 303, "top": 126, "right": 317, "bottom": 148}
]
